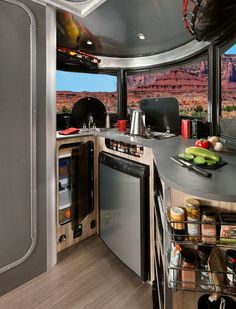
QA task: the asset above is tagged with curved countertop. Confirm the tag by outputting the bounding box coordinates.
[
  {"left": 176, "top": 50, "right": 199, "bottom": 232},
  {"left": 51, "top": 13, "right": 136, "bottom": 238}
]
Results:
[
  {"left": 57, "top": 130, "right": 236, "bottom": 202},
  {"left": 151, "top": 136, "right": 236, "bottom": 202}
]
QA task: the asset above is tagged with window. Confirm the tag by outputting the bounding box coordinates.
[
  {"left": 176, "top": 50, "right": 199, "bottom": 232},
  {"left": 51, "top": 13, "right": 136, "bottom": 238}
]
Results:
[
  {"left": 127, "top": 58, "right": 208, "bottom": 118},
  {"left": 221, "top": 43, "right": 236, "bottom": 119},
  {"left": 56, "top": 71, "right": 118, "bottom": 114}
]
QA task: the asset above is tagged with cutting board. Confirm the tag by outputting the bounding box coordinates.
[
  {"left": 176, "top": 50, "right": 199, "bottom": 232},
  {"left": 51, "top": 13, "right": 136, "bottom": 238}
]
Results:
[{"left": 172, "top": 155, "right": 227, "bottom": 170}]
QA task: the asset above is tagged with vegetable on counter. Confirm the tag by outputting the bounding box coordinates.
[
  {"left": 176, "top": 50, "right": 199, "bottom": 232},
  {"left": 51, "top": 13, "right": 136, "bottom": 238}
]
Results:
[
  {"left": 194, "top": 139, "right": 211, "bottom": 149},
  {"left": 207, "top": 136, "right": 224, "bottom": 152},
  {"left": 206, "top": 159, "right": 217, "bottom": 166},
  {"left": 208, "top": 136, "right": 220, "bottom": 146},
  {"left": 193, "top": 156, "right": 206, "bottom": 165},
  {"left": 178, "top": 153, "right": 194, "bottom": 161},
  {"left": 185, "top": 146, "right": 221, "bottom": 163},
  {"left": 213, "top": 141, "right": 224, "bottom": 152}
]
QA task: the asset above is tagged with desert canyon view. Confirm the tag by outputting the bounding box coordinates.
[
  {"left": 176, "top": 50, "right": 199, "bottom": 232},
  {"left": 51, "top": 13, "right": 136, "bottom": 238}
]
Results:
[{"left": 57, "top": 55, "right": 236, "bottom": 119}]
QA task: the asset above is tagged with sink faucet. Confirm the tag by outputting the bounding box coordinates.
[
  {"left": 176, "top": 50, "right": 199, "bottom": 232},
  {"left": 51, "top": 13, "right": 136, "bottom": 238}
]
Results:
[
  {"left": 164, "top": 126, "right": 170, "bottom": 137},
  {"left": 88, "top": 115, "right": 93, "bottom": 131}
]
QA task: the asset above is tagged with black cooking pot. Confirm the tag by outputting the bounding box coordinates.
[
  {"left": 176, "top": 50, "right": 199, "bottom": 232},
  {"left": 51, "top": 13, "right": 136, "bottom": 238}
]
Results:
[{"left": 71, "top": 97, "right": 106, "bottom": 128}]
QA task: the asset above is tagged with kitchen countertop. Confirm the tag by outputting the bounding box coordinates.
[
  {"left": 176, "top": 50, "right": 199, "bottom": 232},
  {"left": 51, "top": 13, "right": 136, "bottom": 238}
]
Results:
[
  {"left": 57, "top": 129, "right": 236, "bottom": 202},
  {"left": 151, "top": 136, "right": 236, "bottom": 202}
]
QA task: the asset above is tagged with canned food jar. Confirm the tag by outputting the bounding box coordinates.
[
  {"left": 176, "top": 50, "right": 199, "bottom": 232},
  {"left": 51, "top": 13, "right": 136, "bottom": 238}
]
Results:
[
  {"left": 187, "top": 216, "right": 200, "bottom": 241},
  {"left": 186, "top": 199, "right": 200, "bottom": 218},
  {"left": 186, "top": 199, "right": 200, "bottom": 241}
]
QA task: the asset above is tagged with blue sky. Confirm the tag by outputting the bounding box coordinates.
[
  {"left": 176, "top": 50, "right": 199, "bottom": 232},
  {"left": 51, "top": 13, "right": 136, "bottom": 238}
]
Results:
[
  {"left": 57, "top": 44, "right": 236, "bottom": 92},
  {"left": 56, "top": 71, "right": 117, "bottom": 92},
  {"left": 225, "top": 44, "right": 236, "bottom": 54}
]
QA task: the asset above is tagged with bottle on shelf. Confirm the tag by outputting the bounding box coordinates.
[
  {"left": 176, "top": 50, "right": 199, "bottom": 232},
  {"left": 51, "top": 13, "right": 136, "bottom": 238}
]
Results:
[
  {"left": 197, "top": 245, "right": 212, "bottom": 291},
  {"left": 170, "top": 206, "right": 185, "bottom": 241},
  {"left": 186, "top": 198, "right": 200, "bottom": 242},
  {"left": 181, "top": 248, "right": 196, "bottom": 289}
]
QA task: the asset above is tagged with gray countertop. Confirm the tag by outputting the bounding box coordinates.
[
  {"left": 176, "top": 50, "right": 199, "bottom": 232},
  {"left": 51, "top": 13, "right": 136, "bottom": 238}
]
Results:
[
  {"left": 57, "top": 129, "right": 236, "bottom": 202},
  {"left": 151, "top": 136, "right": 236, "bottom": 202}
]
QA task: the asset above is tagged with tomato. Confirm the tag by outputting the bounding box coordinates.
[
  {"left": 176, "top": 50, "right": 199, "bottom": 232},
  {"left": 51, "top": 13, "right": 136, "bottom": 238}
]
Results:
[{"left": 194, "top": 139, "right": 211, "bottom": 149}]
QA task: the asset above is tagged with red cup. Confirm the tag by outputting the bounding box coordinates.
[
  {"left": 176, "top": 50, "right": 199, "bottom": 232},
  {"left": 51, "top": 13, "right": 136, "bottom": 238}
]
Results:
[
  {"left": 181, "top": 119, "right": 191, "bottom": 138},
  {"left": 117, "top": 119, "right": 127, "bottom": 132}
]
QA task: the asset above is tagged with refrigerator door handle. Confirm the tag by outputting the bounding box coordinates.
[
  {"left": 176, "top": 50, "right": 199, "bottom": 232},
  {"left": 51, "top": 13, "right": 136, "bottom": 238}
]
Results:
[{"left": 71, "top": 141, "right": 94, "bottom": 230}]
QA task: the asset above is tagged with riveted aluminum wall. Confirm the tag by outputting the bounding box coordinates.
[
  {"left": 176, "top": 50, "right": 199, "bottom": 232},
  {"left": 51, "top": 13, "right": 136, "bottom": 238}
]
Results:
[{"left": 0, "top": 0, "right": 56, "bottom": 295}]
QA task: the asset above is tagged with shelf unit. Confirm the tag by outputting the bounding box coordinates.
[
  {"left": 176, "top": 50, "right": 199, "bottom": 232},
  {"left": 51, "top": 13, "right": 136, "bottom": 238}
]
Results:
[
  {"left": 152, "top": 179, "right": 236, "bottom": 309},
  {"left": 58, "top": 154, "right": 72, "bottom": 225},
  {"left": 159, "top": 186, "right": 236, "bottom": 298},
  {"left": 104, "top": 138, "right": 144, "bottom": 157}
]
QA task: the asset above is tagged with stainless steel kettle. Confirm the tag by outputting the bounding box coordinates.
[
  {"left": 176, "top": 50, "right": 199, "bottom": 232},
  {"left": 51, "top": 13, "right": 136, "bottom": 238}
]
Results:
[{"left": 130, "top": 110, "right": 145, "bottom": 136}]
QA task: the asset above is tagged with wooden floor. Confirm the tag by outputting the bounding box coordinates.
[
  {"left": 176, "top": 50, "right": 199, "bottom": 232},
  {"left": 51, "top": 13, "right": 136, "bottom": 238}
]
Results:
[{"left": 0, "top": 235, "right": 153, "bottom": 309}]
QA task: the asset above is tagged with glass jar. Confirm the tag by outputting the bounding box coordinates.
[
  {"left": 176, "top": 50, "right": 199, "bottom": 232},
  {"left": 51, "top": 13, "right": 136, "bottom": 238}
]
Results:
[
  {"left": 186, "top": 199, "right": 200, "bottom": 241},
  {"left": 123, "top": 143, "right": 128, "bottom": 154},
  {"left": 186, "top": 199, "right": 200, "bottom": 218},
  {"left": 187, "top": 216, "right": 200, "bottom": 242},
  {"left": 170, "top": 207, "right": 185, "bottom": 241},
  {"left": 129, "top": 144, "right": 136, "bottom": 156},
  {"left": 201, "top": 206, "right": 217, "bottom": 244},
  {"left": 111, "top": 140, "right": 117, "bottom": 150},
  {"left": 181, "top": 248, "right": 196, "bottom": 289}
]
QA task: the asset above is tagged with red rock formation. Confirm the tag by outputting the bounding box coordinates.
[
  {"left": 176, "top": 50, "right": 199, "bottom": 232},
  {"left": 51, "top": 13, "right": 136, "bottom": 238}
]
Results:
[
  {"left": 56, "top": 55, "right": 236, "bottom": 118},
  {"left": 221, "top": 55, "right": 236, "bottom": 82}
]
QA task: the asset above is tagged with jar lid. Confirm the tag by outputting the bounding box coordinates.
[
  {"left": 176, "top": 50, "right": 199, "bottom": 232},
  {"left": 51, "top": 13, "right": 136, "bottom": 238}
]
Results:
[
  {"left": 186, "top": 198, "right": 200, "bottom": 208},
  {"left": 181, "top": 248, "right": 196, "bottom": 264},
  {"left": 198, "top": 245, "right": 212, "bottom": 260},
  {"left": 170, "top": 207, "right": 184, "bottom": 215}
]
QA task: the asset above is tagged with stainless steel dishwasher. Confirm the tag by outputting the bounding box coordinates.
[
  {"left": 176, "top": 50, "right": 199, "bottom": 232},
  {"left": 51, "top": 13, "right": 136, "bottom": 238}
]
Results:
[{"left": 99, "top": 152, "right": 149, "bottom": 281}]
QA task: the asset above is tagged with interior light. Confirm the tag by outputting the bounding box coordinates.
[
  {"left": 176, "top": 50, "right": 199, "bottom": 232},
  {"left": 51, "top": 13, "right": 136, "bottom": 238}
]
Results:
[
  {"left": 86, "top": 40, "right": 93, "bottom": 45},
  {"left": 137, "top": 33, "right": 146, "bottom": 40}
]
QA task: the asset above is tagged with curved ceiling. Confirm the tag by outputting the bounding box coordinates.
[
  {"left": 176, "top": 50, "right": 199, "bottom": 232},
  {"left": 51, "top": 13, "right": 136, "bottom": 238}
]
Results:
[{"left": 57, "top": 0, "right": 194, "bottom": 58}]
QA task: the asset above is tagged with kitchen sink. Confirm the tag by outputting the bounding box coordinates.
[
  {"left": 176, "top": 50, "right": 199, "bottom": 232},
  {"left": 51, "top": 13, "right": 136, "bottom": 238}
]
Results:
[{"left": 116, "top": 130, "right": 176, "bottom": 140}]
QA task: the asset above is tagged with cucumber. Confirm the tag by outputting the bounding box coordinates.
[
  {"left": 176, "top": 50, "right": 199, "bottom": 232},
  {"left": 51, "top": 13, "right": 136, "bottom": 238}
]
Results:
[
  {"left": 185, "top": 146, "right": 221, "bottom": 163},
  {"left": 178, "top": 153, "right": 194, "bottom": 161},
  {"left": 193, "top": 156, "right": 206, "bottom": 165},
  {"left": 206, "top": 159, "right": 217, "bottom": 166}
]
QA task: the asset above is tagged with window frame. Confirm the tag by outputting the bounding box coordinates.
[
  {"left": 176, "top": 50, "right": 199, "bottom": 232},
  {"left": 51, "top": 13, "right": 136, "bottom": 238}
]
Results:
[
  {"left": 218, "top": 37, "right": 236, "bottom": 142},
  {"left": 56, "top": 66, "right": 119, "bottom": 115},
  {"left": 124, "top": 50, "right": 209, "bottom": 122}
]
